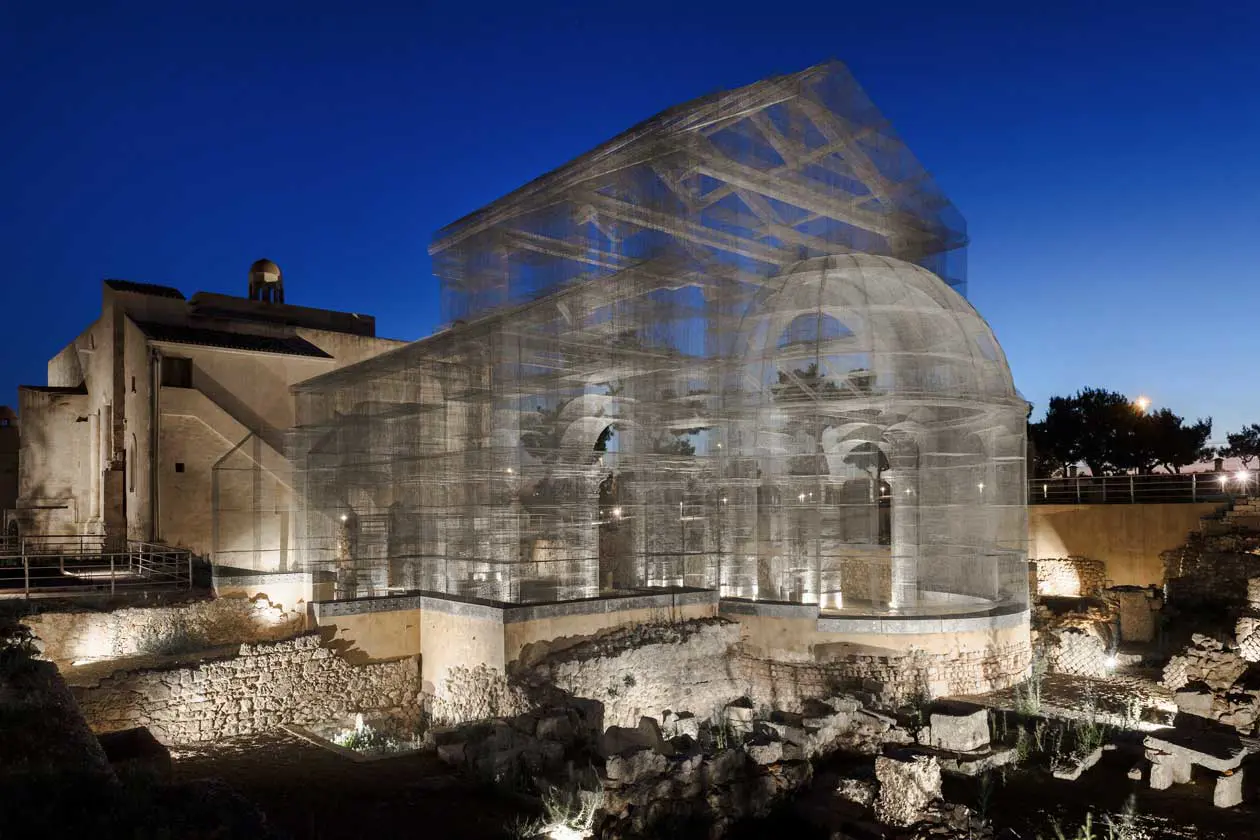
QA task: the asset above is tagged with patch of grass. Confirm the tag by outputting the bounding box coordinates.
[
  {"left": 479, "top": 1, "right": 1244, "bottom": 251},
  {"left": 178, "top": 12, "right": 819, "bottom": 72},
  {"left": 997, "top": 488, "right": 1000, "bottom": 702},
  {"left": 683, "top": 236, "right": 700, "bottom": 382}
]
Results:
[{"left": 1040, "top": 795, "right": 1140, "bottom": 840}]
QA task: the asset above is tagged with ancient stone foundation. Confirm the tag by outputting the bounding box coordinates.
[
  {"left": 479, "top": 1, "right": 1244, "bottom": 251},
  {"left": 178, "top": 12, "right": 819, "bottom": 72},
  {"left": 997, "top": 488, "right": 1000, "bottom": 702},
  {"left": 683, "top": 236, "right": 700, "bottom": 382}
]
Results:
[
  {"left": 735, "top": 637, "right": 1032, "bottom": 707},
  {"left": 73, "top": 634, "right": 419, "bottom": 745},
  {"left": 25, "top": 595, "right": 306, "bottom": 665},
  {"left": 1032, "top": 557, "right": 1107, "bottom": 598},
  {"left": 516, "top": 618, "right": 744, "bottom": 728}
]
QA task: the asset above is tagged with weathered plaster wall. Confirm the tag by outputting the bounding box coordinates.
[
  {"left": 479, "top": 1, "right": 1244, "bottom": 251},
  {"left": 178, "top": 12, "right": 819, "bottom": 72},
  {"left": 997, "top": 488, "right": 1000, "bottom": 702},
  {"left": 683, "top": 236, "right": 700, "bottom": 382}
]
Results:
[
  {"left": 17, "top": 388, "right": 91, "bottom": 535},
  {"left": 1028, "top": 503, "right": 1218, "bottom": 586},
  {"left": 421, "top": 606, "right": 505, "bottom": 695},
  {"left": 214, "top": 570, "right": 330, "bottom": 613},
  {"left": 316, "top": 606, "right": 422, "bottom": 664},
  {"left": 73, "top": 634, "right": 420, "bottom": 745},
  {"left": 25, "top": 596, "right": 305, "bottom": 666}
]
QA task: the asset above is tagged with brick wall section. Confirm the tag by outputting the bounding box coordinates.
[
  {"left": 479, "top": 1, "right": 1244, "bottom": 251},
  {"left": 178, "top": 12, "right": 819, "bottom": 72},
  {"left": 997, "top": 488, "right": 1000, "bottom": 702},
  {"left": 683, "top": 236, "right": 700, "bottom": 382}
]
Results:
[
  {"left": 1032, "top": 557, "right": 1107, "bottom": 598},
  {"left": 1043, "top": 627, "right": 1108, "bottom": 677},
  {"left": 73, "top": 634, "right": 419, "bottom": 745},
  {"left": 736, "top": 638, "right": 1032, "bottom": 707}
]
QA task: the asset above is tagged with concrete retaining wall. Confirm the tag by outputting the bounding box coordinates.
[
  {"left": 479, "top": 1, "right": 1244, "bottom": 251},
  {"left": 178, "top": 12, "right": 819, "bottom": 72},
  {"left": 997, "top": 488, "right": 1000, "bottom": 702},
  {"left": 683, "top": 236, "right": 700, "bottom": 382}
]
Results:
[{"left": 1029, "top": 503, "right": 1218, "bottom": 586}]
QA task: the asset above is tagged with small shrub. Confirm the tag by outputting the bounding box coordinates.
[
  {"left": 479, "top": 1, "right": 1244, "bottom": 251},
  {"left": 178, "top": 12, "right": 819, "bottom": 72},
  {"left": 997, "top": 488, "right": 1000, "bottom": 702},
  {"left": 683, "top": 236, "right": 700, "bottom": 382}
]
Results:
[
  {"left": 0, "top": 625, "right": 38, "bottom": 676},
  {"left": 1013, "top": 652, "right": 1047, "bottom": 716},
  {"left": 508, "top": 780, "right": 605, "bottom": 839},
  {"left": 1015, "top": 726, "right": 1032, "bottom": 764},
  {"left": 331, "top": 714, "right": 424, "bottom": 755}
]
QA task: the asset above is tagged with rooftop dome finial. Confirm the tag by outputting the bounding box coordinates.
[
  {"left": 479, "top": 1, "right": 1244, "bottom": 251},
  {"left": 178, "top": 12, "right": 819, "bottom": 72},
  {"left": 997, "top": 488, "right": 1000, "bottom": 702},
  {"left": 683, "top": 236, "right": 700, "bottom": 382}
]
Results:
[{"left": 248, "top": 259, "right": 284, "bottom": 303}]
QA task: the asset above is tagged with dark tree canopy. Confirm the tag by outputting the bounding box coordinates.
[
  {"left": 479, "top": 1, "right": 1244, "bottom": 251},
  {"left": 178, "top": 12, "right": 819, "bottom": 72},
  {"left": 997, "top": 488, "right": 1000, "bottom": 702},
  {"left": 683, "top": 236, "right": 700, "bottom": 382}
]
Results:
[
  {"left": 1029, "top": 388, "right": 1213, "bottom": 476},
  {"left": 1222, "top": 424, "right": 1260, "bottom": 469}
]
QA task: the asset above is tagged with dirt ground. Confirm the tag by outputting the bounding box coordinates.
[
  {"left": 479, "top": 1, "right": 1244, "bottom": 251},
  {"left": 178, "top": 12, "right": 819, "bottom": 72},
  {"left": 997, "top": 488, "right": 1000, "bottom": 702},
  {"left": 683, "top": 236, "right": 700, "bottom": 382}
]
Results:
[{"left": 171, "top": 730, "right": 535, "bottom": 840}]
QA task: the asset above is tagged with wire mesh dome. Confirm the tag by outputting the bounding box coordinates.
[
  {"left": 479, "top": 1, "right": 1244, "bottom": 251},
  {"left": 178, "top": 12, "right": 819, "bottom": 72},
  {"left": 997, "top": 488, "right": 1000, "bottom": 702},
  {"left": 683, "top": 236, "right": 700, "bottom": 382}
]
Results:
[{"left": 723, "top": 254, "right": 1028, "bottom": 615}]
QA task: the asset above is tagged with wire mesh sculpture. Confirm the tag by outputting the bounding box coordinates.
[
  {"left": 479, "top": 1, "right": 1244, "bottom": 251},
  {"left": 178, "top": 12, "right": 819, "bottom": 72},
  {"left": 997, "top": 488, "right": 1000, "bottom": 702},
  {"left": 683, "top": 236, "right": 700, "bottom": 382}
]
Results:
[{"left": 283, "top": 61, "right": 1027, "bottom": 618}]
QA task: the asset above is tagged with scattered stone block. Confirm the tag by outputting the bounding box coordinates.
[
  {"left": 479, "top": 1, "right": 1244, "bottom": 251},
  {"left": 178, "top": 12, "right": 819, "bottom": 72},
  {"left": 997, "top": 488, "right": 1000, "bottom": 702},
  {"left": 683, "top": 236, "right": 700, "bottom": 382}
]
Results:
[
  {"left": 1127, "top": 764, "right": 1143, "bottom": 781},
  {"left": 874, "top": 755, "right": 941, "bottom": 828},
  {"left": 927, "top": 707, "right": 989, "bottom": 753},
  {"left": 937, "top": 746, "right": 1016, "bottom": 776},
  {"left": 724, "top": 699, "right": 755, "bottom": 733},
  {"left": 835, "top": 777, "right": 876, "bottom": 807},
  {"left": 605, "top": 746, "right": 668, "bottom": 785},
  {"left": 746, "top": 740, "right": 783, "bottom": 765},
  {"left": 1174, "top": 687, "right": 1216, "bottom": 718},
  {"left": 1052, "top": 747, "right": 1103, "bottom": 781}
]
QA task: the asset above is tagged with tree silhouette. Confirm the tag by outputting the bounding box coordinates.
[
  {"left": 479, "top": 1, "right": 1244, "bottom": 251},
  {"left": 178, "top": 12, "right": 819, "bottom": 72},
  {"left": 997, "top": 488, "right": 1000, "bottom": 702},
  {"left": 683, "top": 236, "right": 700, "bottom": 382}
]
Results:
[{"left": 1222, "top": 424, "right": 1260, "bottom": 469}]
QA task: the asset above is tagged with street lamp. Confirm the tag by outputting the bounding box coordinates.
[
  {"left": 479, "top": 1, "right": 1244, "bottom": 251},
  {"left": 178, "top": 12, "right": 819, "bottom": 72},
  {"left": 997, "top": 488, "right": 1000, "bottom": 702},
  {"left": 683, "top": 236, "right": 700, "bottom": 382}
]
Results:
[{"left": 1134, "top": 395, "right": 1151, "bottom": 414}]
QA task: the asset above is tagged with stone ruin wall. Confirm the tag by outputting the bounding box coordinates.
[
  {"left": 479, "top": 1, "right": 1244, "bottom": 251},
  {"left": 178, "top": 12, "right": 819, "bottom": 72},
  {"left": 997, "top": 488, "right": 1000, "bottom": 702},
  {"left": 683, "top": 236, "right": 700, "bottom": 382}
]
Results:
[
  {"left": 514, "top": 616, "right": 1031, "bottom": 721},
  {"left": 73, "top": 634, "right": 419, "bottom": 746},
  {"left": 25, "top": 596, "right": 307, "bottom": 665},
  {"left": 516, "top": 618, "right": 746, "bottom": 728},
  {"left": 735, "top": 638, "right": 1032, "bottom": 707},
  {"left": 1031, "top": 557, "right": 1107, "bottom": 598},
  {"left": 1163, "top": 533, "right": 1260, "bottom": 606}
]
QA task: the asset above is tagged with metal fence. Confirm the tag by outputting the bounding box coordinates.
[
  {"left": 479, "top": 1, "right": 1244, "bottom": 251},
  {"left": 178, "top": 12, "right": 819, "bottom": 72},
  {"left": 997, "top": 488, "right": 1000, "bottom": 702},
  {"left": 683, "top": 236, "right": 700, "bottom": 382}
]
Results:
[
  {"left": 1029, "top": 473, "right": 1243, "bottom": 505},
  {"left": 0, "top": 536, "right": 193, "bottom": 598}
]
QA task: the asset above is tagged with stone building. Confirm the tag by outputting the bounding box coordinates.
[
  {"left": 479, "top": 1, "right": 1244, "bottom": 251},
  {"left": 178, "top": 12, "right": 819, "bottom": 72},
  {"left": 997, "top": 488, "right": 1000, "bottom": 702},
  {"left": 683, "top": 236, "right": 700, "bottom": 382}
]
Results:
[
  {"left": 14, "top": 261, "right": 404, "bottom": 567},
  {"left": 0, "top": 406, "right": 17, "bottom": 536}
]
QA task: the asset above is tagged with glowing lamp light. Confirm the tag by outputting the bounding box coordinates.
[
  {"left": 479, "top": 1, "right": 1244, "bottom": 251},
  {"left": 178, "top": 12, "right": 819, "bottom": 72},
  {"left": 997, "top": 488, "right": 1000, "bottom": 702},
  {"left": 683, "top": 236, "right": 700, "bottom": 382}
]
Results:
[
  {"left": 977, "top": 482, "right": 985, "bottom": 492},
  {"left": 1134, "top": 395, "right": 1151, "bottom": 413},
  {"left": 1104, "top": 655, "right": 1118, "bottom": 669},
  {"left": 506, "top": 467, "right": 514, "bottom": 474},
  {"left": 798, "top": 493, "right": 806, "bottom": 502},
  {"left": 611, "top": 506, "right": 622, "bottom": 519},
  {"left": 339, "top": 514, "right": 348, "bottom": 522}
]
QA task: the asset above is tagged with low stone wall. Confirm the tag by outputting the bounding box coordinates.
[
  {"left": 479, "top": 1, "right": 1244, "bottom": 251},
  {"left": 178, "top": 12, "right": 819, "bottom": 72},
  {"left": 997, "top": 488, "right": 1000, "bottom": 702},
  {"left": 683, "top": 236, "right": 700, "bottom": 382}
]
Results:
[
  {"left": 736, "top": 635, "right": 1032, "bottom": 707},
  {"left": 729, "top": 604, "right": 1032, "bottom": 703},
  {"left": 73, "top": 634, "right": 420, "bottom": 745},
  {"left": 517, "top": 618, "right": 744, "bottom": 728},
  {"left": 25, "top": 596, "right": 306, "bottom": 665},
  {"left": 1032, "top": 557, "right": 1106, "bottom": 598}
]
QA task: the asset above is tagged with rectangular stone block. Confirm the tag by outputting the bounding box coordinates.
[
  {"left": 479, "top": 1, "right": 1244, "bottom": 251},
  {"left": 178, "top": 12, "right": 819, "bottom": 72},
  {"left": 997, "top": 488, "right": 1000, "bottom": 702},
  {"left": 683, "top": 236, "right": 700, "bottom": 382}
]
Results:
[
  {"left": 1214, "top": 769, "right": 1244, "bottom": 808},
  {"left": 928, "top": 708, "right": 989, "bottom": 753}
]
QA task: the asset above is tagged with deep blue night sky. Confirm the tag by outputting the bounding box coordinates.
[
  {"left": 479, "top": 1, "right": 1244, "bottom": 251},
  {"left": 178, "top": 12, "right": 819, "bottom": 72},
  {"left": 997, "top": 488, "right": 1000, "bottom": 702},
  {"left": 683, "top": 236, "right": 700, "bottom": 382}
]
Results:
[{"left": 3, "top": 2, "right": 1257, "bottom": 437}]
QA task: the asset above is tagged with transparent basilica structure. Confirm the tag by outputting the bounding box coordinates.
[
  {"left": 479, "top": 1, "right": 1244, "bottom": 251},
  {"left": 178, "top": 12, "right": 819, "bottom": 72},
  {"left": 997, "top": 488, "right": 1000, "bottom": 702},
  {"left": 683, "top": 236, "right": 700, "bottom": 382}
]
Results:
[{"left": 287, "top": 61, "right": 1029, "bottom": 624}]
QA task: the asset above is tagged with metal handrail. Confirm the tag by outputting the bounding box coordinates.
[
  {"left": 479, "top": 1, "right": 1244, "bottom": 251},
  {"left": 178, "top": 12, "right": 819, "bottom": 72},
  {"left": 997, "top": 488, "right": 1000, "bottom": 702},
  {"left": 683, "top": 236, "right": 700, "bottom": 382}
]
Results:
[
  {"left": 1029, "top": 472, "right": 1243, "bottom": 505},
  {"left": 0, "top": 538, "right": 194, "bottom": 599}
]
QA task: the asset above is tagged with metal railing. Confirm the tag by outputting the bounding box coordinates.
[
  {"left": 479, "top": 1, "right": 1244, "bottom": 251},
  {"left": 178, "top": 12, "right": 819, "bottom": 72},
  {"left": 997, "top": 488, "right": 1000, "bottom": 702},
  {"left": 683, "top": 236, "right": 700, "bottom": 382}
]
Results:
[
  {"left": 0, "top": 536, "right": 193, "bottom": 598},
  {"left": 1029, "top": 472, "right": 1241, "bottom": 505}
]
